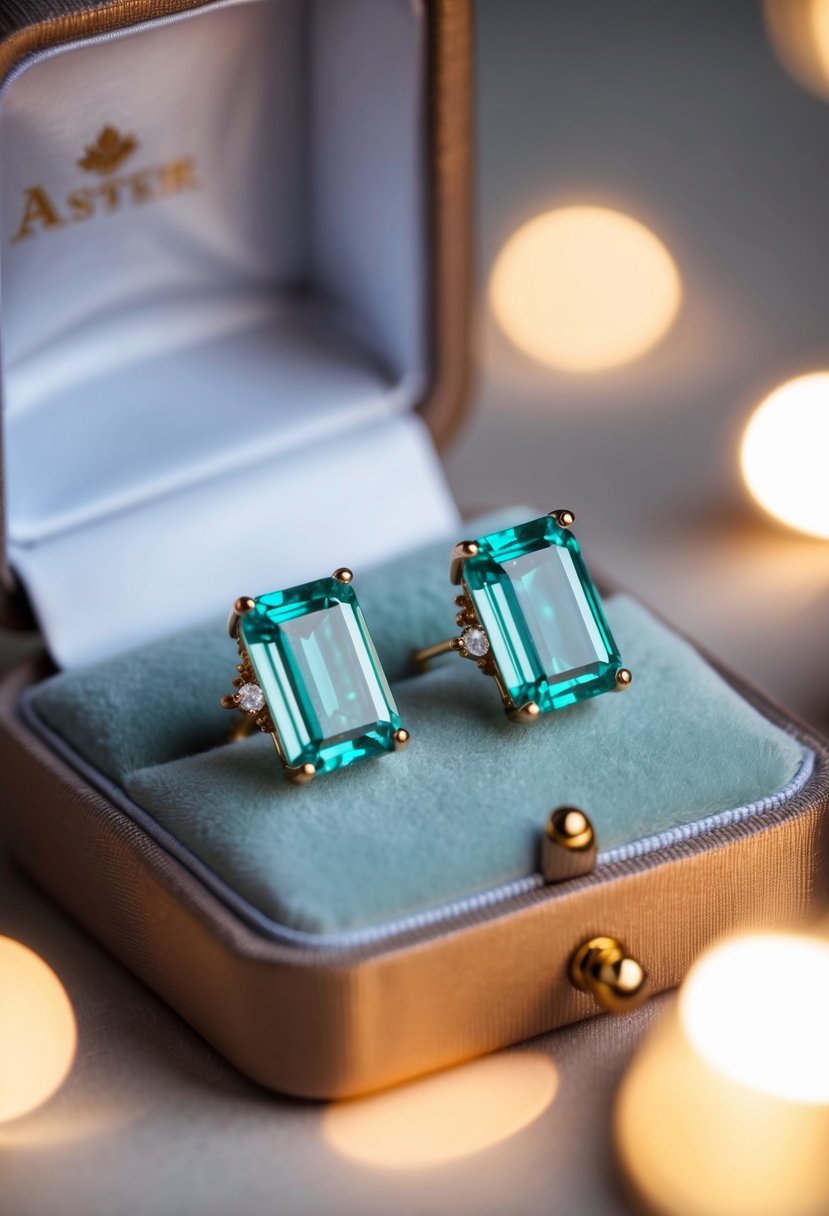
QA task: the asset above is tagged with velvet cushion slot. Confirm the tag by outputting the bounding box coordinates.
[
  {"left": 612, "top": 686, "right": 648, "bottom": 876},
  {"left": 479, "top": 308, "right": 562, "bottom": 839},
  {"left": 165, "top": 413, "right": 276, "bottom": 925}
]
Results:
[
  {"left": 119, "top": 598, "right": 803, "bottom": 932},
  {"left": 29, "top": 509, "right": 804, "bottom": 936}
]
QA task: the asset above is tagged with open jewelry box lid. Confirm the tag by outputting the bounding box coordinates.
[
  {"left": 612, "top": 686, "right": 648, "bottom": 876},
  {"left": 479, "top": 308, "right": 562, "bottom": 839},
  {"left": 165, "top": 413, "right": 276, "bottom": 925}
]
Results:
[{"left": 0, "top": 0, "right": 472, "bottom": 667}]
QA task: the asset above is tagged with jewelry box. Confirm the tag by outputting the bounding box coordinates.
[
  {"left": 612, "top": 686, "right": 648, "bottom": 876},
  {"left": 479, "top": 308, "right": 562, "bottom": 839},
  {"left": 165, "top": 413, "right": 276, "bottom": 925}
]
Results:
[{"left": 0, "top": 0, "right": 826, "bottom": 1098}]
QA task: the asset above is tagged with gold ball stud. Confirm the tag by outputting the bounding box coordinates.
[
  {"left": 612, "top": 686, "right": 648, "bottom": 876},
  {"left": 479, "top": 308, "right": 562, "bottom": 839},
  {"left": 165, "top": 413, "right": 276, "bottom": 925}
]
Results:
[
  {"left": 332, "top": 567, "right": 353, "bottom": 584},
  {"left": 541, "top": 807, "right": 597, "bottom": 883},
  {"left": 616, "top": 668, "right": 633, "bottom": 688},
  {"left": 393, "top": 728, "right": 410, "bottom": 751},
  {"left": 547, "top": 806, "right": 594, "bottom": 851},
  {"left": 569, "top": 936, "right": 649, "bottom": 1014}
]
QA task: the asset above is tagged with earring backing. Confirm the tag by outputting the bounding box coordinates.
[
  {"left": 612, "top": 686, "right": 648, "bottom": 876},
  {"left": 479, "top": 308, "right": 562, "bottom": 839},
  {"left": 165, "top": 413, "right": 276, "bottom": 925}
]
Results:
[
  {"left": 222, "top": 569, "right": 409, "bottom": 784},
  {"left": 412, "top": 510, "right": 631, "bottom": 721}
]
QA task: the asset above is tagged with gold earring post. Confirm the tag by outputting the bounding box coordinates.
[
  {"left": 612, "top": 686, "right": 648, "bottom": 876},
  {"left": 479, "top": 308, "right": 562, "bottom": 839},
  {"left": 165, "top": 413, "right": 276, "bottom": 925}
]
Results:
[{"left": 412, "top": 637, "right": 462, "bottom": 672}]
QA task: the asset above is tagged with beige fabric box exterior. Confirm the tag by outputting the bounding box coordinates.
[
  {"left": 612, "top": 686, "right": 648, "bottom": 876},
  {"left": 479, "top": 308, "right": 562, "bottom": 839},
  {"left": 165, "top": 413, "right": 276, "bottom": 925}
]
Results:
[{"left": 1, "top": 653, "right": 827, "bottom": 1097}]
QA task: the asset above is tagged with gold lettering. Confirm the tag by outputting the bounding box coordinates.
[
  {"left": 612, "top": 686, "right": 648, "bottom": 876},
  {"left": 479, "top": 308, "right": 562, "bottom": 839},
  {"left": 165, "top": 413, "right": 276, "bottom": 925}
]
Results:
[
  {"left": 10, "top": 155, "right": 200, "bottom": 244},
  {"left": 11, "top": 186, "right": 65, "bottom": 242},
  {"left": 158, "top": 157, "right": 198, "bottom": 196},
  {"left": 97, "top": 178, "right": 122, "bottom": 212},
  {"left": 67, "top": 188, "right": 95, "bottom": 223},
  {"left": 128, "top": 170, "right": 155, "bottom": 205}
]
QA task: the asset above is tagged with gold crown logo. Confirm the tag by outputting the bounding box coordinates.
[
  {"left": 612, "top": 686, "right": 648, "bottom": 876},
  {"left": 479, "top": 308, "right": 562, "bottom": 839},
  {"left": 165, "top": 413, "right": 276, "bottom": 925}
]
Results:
[{"left": 77, "top": 125, "right": 139, "bottom": 175}]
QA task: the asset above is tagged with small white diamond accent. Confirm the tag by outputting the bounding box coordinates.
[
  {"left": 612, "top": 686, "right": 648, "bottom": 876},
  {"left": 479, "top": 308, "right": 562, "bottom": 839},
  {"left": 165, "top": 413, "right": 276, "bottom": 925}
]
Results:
[
  {"left": 463, "top": 627, "right": 489, "bottom": 658},
  {"left": 238, "top": 682, "right": 265, "bottom": 714}
]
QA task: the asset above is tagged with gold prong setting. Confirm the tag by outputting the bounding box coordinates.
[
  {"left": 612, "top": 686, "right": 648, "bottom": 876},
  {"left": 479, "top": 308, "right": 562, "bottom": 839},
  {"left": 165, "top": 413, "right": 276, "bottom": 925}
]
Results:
[
  {"left": 449, "top": 587, "right": 498, "bottom": 675},
  {"left": 507, "top": 700, "right": 541, "bottom": 723},
  {"left": 286, "top": 762, "right": 317, "bottom": 786},
  {"left": 548, "top": 508, "right": 576, "bottom": 529},
  {"left": 221, "top": 641, "right": 274, "bottom": 735},
  {"left": 459, "top": 626, "right": 489, "bottom": 659},
  {"left": 452, "top": 588, "right": 492, "bottom": 663},
  {"left": 450, "top": 540, "right": 479, "bottom": 585},
  {"left": 615, "top": 667, "right": 633, "bottom": 689},
  {"left": 227, "top": 595, "right": 256, "bottom": 639}
]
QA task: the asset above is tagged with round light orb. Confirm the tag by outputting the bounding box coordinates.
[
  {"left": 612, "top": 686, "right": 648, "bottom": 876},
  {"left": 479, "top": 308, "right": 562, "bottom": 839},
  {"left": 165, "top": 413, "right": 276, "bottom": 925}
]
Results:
[
  {"left": 0, "top": 937, "right": 77, "bottom": 1122},
  {"left": 323, "top": 1051, "right": 558, "bottom": 1169},
  {"left": 616, "top": 930, "right": 829, "bottom": 1216},
  {"left": 740, "top": 372, "right": 829, "bottom": 540},
  {"left": 764, "top": 0, "right": 829, "bottom": 103},
  {"left": 680, "top": 932, "right": 829, "bottom": 1105},
  {"left": 489, "top": 206, "right": 682, "bottom": 373}
]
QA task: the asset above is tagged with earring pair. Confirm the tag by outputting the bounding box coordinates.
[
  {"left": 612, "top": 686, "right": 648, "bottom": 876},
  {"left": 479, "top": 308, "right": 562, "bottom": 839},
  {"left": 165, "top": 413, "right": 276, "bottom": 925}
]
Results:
[{"left": 221, "top": 511, "right": 629, "bottom": 784}]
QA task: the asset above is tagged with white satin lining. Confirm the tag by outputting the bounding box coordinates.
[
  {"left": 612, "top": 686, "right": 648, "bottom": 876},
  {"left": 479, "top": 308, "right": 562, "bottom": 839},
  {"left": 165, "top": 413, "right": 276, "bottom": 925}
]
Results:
[{"left": 0, "top": 0, "right": 445, "bottom": 665}]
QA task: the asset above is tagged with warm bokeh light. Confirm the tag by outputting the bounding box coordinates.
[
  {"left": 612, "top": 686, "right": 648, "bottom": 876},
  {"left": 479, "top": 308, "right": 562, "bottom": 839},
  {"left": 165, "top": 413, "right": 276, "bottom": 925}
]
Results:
[
  {"left": 489, "top": 206, "right": 681, "bottom": 372},
  {"left": 616, "top": 930, "right": 829, "bottom": 1216},
  {"left": 765, "top": 0, "right": 829, "bottom": 103},
  {"left": 681, "top": 933, "right": 829, "bottom": 1105},
  {"left": 740, "top": 372, "right": 829, "bottom": 540},
  {"left": 323, "top": 1051, "right": 558, "bottom": 1169},
  {"left": 0, "top": 936, "right": 77, "bottom": 1122}
]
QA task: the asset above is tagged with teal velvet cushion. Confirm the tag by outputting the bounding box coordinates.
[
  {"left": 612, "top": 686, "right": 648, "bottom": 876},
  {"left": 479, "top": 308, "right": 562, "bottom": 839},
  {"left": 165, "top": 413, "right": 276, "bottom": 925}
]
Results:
[{"left": 30, "top": 508, "right": 805, "bottom": 935}]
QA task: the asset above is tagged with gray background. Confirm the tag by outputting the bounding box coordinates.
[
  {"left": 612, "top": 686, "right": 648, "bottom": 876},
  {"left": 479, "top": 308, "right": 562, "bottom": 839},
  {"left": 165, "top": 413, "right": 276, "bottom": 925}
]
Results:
[
  {"left": 447, "top": 0, "right": 829, "bottom": 735},
  {"left": 1, "top": 2, "right": 828, "bottom": 1214}
]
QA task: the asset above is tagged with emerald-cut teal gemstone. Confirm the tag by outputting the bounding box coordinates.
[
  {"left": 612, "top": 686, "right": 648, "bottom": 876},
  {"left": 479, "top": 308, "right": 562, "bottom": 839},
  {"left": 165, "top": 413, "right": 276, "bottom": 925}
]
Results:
[
  {"left": 463, "top": 514, "right": 622, "bottom": 714},
  {"left": 239, "top": 578, "right": 401, "bottom": 775}
]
